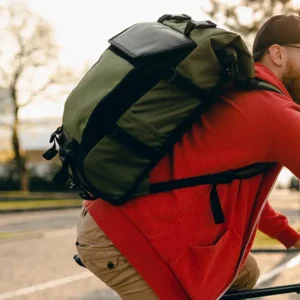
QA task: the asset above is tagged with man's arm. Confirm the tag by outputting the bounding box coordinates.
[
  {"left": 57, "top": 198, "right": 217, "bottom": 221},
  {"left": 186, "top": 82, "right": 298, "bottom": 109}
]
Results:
[
  {"left": 258, "top": 201, "right": 300, "bottom": 248},
  {"left": 263, "top": 100, "right": 300, "bottom": 248},
  {"left": 268, "top": 102, "right": 300, "bottom": 179}
]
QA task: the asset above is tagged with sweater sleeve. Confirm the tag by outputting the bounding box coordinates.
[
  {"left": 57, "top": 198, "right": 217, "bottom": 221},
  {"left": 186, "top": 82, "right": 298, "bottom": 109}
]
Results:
[
  {"left": 264, "top": 100, "right": 300, "bottom": 248},
  {"left": 268, "top": 102, "right": 300, "bottom": 179},
  {"left": 258, "top": 201, "right": 300, "bottom": 248}
]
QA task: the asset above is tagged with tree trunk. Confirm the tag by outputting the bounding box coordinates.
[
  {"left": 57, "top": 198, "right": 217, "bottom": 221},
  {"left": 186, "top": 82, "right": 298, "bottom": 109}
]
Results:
[{"left": 12, "top": 99, "right": 29, "bottom": 192}]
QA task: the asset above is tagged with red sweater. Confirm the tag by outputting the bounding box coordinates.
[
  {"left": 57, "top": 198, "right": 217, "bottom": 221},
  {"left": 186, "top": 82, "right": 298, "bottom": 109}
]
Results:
[{"left": 85, "top": 63, "right": 300, "bottom": 299}]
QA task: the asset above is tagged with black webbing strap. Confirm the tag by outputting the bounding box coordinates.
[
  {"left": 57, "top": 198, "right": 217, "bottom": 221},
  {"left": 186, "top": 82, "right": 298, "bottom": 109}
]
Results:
[
  {"left": 150, "top": 163, "right": 272, "bottom": 224},
  {"left": 149, "top": 163, "right": 270, "bottom": 193},
  {"left": 52, "top": 156, "right": 71, "bottom": 184},
  {"left": 240, "top": 78, "right": 284, "bottom": 95},
  {"left": 108, "top": 126, "right": 157, "bottom": 158},
  {"left": 210, "top": 184, "right": 225, "bottom": 224},
  {"left": 164, "top": 68, "right": 209, "bottom": 100},
  {"left": 150, "top": 172, "right": 231, "bottom": 193},
  {"left": 81, "top": 64, "right": 170, "bottom": 160},
  {"left": 150, "top": 172, "right": 228, "bottom": 224}
]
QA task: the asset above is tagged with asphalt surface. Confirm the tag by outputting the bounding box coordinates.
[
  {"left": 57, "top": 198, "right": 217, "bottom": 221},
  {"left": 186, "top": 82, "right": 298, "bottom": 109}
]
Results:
[
  {"left": 2, "top": 190, "right": 300, "bottom": 300},
  {"left": 0, "top": 209, "right": 120, "bottom": 300},
  {"left": 0, "top": 209, "right": 80, "bottom": 232}
]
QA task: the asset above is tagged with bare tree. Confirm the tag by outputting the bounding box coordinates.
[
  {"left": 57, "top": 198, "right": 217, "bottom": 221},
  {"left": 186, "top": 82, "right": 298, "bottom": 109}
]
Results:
[
  {"left": 0, "top": 1, "right": 74, "bottom": 191},
  {"left": 204, "top": 0, "right": 300, "bottom": 47}
]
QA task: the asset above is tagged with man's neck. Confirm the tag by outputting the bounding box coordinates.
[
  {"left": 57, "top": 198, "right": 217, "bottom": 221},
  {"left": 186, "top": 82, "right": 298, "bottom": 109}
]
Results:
[{"left": 258, "top": 59, "right": 283, "bottom": 82}]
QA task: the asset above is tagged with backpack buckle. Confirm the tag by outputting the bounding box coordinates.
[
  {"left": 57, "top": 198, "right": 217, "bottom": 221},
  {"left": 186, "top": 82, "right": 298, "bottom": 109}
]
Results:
[
  {"left": 43, "top": 126, "right": 63, "bottom": 161},
  {"left": 49, "top": 126, "right": 63, "bottom": 143}
]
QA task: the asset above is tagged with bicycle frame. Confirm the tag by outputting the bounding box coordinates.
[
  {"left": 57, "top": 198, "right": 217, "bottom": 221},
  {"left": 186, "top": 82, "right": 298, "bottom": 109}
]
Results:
[{"left": 222, "top": 283, "right": 300, "bottom": 299}]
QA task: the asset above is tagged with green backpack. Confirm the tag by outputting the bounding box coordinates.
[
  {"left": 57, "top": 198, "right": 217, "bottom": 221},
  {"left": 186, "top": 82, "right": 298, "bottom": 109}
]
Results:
[{"left": 44, "top": 14, "right": 281, "bottom": 224}]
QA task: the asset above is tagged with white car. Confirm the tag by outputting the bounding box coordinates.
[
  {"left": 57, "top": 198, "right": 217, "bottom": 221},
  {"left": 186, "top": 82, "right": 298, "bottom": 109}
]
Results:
[{"left": 275, "top": 167, "right": 298, "bottom": 189}]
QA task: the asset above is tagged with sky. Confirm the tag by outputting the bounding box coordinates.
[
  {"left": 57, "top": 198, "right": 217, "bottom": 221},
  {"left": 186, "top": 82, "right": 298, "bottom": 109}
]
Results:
[
  {"left": 0, "top": 0, "right": 217, "bottom": 150},
  {"left": 1, "top": 0, "right": 299, "bottom": 120},
  {"left": 28, "top": 0, "right": 212, "bottom": 68},
  {"left": 0, "top": 0, "right": 299, "bottom": 182},
  {"left": 0, "top": 0, "right": 215, "bottom": 120},
  {"left": 0, "top": 0, "right": 300, "bottom": 120},
  {"left": 0, "top": 0, "right": 239, "bottom": 152}
]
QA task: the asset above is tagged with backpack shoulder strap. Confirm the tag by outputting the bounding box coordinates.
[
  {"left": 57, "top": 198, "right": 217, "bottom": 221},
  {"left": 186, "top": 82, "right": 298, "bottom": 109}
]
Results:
[{"left": 245, "top": 78, "right": 284, "bottom": 95}]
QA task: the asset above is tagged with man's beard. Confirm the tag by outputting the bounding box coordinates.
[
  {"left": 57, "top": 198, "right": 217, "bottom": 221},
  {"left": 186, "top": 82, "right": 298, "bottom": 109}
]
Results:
[
  {"left": 283, "top": 59, "right": 300, "bottom": 104},
  {"left": 286, "top": 80, "right": 300, "bottom": 104}
]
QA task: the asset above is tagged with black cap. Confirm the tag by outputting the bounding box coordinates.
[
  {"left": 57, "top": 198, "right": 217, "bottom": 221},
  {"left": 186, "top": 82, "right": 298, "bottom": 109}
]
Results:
[{"left": 253, "top": 15, "right": 300, "bottom": 61}]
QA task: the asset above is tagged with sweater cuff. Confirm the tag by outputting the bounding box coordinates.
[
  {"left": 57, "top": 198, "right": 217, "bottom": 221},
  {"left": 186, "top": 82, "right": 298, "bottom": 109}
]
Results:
[{"left": 276, "top": 225, "right": 300, "bottom": 249}]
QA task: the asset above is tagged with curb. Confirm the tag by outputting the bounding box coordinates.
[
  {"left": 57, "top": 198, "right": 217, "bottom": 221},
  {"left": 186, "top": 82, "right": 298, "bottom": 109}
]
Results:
[
  {"left": 0, "top": 205, "right": 81, "bottom": 214},
  {"left": 0, "top": 228, "right": 77, "bottom": 242}
]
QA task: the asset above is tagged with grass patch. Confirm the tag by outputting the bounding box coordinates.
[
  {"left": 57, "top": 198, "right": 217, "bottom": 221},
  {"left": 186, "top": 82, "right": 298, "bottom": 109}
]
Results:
[
  {"left": 253, "top": 230, "right": 281, "bottom": 247},
  {"left": 0, "top": 231, "right": 41, "bottom": 239},
  {"left": 0, "top": 232, "right": 23, "bottom": 238},
  {"left": 253, "top": 227, "right": 300, "bottom": 247},
  {"left": 0, "top": 199, "right": 82, "bottom": 210}
]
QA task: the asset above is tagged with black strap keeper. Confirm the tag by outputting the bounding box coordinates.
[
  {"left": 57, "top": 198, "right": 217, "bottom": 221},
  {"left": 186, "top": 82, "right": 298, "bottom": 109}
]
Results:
[
  {"left": 43, "top": 144, "right": 58, "bottom": 161},
  {"left": 53, "top": 157, "right": 71, "bottom": 184},
  {"left": 210, "top": 184, "right": 225, "bottom": 224}
]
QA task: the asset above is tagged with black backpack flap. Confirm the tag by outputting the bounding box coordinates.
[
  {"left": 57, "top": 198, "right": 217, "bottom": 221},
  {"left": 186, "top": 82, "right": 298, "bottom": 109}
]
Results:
[{"left": 108, "top": 22, "right": 196, "bottom": 62}]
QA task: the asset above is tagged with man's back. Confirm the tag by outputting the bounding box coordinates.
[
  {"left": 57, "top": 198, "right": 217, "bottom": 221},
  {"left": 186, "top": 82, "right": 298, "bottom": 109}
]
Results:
[
  {"left": 78, "top": 14, "right": 300, "bottom": 300},
  {"left": 82, "top": 62, "right": 298, "bottom": 299},
  {"left": 119, "top": 62, "right": 288, "bottom": 235}
]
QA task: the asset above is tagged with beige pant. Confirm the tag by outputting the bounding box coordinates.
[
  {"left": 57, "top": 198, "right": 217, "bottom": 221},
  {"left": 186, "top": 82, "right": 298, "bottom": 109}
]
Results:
[{"left": 76, "top": 207, "right": 260, "bottom": 299}]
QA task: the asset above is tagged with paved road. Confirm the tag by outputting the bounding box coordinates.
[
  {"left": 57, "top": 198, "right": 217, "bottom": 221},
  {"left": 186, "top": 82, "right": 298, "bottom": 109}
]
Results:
[
  {"left": 0, "top": 208, "right": 120, "bottom": 300},
  {"left": 0, "top": 209, "right": 80, "bottom": 233},
  {"left": 2, "top": 190, "right": 300, "bottom": 299}
]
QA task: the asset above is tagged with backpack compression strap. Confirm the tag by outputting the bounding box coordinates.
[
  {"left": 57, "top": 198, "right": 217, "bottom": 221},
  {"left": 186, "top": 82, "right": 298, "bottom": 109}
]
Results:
[{"left": 150, "top": 163, "right": 274, "bottom": 225}]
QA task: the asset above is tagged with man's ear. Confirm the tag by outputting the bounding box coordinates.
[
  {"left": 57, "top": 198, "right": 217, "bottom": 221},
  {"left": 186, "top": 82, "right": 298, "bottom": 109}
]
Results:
[{"left": 268, "top": 44, "right": 285, "bottom": 67}]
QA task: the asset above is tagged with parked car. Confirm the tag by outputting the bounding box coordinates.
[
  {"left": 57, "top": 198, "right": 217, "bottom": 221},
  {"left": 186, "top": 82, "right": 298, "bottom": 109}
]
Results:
[
  {"left": 275, "top": 167, "right": 295, "bottom": 189},
  {"left": 289, "top": 175, "right": 300, "bottom": 190}
]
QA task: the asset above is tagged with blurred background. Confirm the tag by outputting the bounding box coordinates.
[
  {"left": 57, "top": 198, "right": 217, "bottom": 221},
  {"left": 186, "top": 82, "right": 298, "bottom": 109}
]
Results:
[{"left": 2, "top": 0, "right": 300, "bottom": 299}]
